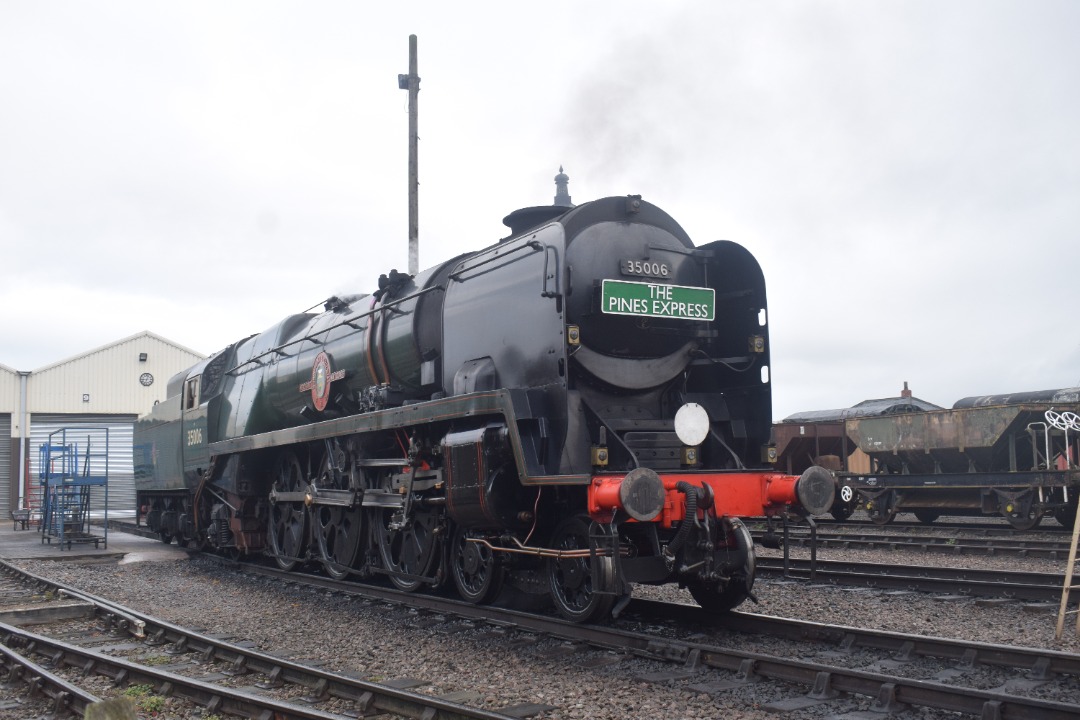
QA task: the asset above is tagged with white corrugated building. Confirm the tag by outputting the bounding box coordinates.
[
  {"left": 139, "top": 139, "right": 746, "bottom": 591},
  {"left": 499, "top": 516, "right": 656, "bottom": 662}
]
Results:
[{"left": 2, "top": 332, "right": 204, "bottom": 521}]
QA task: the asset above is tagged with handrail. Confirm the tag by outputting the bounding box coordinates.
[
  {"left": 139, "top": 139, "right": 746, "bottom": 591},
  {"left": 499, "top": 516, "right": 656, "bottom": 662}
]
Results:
[{"left": 226, "top": 285, "right": 442, "bottom": 375}]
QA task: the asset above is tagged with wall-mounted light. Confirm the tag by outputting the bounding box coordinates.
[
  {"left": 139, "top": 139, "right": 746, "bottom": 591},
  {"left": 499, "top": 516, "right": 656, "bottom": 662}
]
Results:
[
  {"left": 139, "top": 353, "right": 148, "bottom": 362},
  {"left": 82, "top": 394, "right": 90, "bottom": 403}
]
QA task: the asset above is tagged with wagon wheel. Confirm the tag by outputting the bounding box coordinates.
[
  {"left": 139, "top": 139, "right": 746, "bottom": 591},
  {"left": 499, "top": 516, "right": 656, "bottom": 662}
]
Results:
[
  {"left": 687, "top": 518, "right": 756, "bottom": 613},
  {"left": 867, "top": 497, "right": 897, "bottom": 526},
  {"left": 372, "top": 475, "right": 441, "bottom": 592},
  {"left": 1054, "top": 502, "right": 1078, "bottom": 529},
  {"left": 313, "top": 454, "right": 365, "bottom": 580},
  {"left": 1002, "top": 505, "right": 1042, "bottom": 531},
  {"left": 831, "top": 484, "right": 857, "bottom": 521},
  {"left": 450, "top": 525, "right": 504, "bottom": 604},
  {"left": 546, "top": 516, "right": 616, "bottom": 623},
  {"left": 869, "top": 508, "right": 896, "bottom": 526},
  {"left": 268, "top": 451, "right": 309, "bottom": 571},
  {"left": 830, "top": 504, "right": 854, "bottom": 522},
  {"left": 913, "top": 510, "right": 940, "bottom": 525}
]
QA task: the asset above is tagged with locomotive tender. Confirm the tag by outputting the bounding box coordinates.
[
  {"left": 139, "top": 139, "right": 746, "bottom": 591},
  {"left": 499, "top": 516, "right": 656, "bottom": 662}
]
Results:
[{"left": 135, "top": 186, "right": 833, "bottom": 622}]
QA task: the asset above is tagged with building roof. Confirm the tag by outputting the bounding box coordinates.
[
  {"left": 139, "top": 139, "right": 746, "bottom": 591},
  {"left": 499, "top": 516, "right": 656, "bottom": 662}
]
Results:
[{"left": 29, "top": 331, "right": 204, "bottom": 374}]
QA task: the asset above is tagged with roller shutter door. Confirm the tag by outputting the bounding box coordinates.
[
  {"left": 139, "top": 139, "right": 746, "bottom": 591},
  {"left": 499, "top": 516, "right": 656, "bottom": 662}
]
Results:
[
  {"left": 29, "top": 414, "right": 136, "bottom": 517},
  {"left": 0, "top": 414, "right": 10, "bottom": 521}
]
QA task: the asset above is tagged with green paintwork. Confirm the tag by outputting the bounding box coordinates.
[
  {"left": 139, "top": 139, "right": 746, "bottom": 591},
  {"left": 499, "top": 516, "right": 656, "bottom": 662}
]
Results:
[
  {"left": 132, "top": 394, "right": 186, "bottom": 492},
  {"left": 208, "top": 388, "right": 590, "bottom": 486},
  {"left": 182, "top": 407, "right": 209, "bottom": 472}
]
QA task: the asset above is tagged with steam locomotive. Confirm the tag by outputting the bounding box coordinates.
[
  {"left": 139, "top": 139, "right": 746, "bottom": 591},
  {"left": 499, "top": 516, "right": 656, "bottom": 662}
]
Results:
[{"left": 134, "top": 179, "right": 833, "bottom": 622}]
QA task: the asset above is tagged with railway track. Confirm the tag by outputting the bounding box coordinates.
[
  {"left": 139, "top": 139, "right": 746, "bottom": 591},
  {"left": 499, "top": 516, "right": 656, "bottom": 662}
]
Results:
[
  {"left": 756, "top": 557, "right": 1067, "bottom": 603},
  {"left": 83, "top": 521, "right": 1080, "bottom": 717},
  {"left": 0, "top": 640, "right": 100, "bottom": 717},
  {"left": 807, "top": 516, "right": 1073, "bottom": 534},
  {"left": 180, "top": 554, "right": 1080, "bottom": 718},
  {"left": 0, "top": 560, "right": 524, "bottom": 719},
  {"left": 755, "top": 527, "right": 1076, "bottom": 559}
]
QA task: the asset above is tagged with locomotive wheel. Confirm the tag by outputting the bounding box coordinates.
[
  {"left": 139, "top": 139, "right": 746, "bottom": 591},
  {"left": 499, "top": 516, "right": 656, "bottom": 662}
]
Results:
[
  {"left": 450, "top": 526, "right": 504, "bottom": 604},
  {"left": 268, "top": 451, "right": 309, "bottom": 572},
  {"left": 188, "top": 496, "right": 212, "bottom": 551},
  {"left": 546, "top": 516, "right": 616, "bottom": 623},
  {"left": 373, "top": 478, "right": 441, "bottom": 592},
  {"left": 150, "top": 500, "right": 173, "bottom": 544},
  {"left": 687, "top": 518, "right": 756, "bottom": 613},
  {"left": 315, "top": 506, "right": 364, "bottom": 580},
  {"left": 913, "top": 510, "right": 940, "bottom": 525},
  {"left": 313, "top": 456, "right": 365, "bottom": 580}
]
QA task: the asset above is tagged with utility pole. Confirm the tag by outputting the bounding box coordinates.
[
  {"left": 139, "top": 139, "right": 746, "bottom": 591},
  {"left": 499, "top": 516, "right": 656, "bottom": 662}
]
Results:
[{"left": 398, "top": 35, "right": 420, "bottom": 275}]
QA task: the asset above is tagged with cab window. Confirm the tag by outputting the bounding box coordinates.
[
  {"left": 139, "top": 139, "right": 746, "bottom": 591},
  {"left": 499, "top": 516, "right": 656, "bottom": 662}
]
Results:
[{"left": 184, "top": 376, "right": 201, "bottom": 410}]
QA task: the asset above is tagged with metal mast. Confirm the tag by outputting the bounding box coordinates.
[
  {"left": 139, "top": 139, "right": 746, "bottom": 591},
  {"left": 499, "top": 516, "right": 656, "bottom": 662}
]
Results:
[{"left": 398, "top": 35, "right": 420, "bottom": 275}]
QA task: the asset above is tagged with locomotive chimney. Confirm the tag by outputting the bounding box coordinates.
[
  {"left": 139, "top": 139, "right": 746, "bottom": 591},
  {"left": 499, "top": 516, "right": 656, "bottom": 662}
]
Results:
[
  {"left": 502, "top": 167, "right": 576, "bottom": 237},
  {"left": 554, "top": 166, "right": 572, "bottom": 207},
  {"left": 901, "top": 381, "right": 912, "bottom": 399}
]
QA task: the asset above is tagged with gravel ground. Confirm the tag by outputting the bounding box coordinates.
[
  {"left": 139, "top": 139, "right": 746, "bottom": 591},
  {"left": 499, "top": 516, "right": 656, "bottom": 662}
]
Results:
[{"left": 5, "top": 532, "right": 1080, "bottom": 720}]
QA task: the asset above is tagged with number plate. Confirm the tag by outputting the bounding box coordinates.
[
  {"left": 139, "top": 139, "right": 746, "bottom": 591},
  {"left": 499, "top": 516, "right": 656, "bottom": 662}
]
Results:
[{"left": 621, "top": 259, "right": 670, "bottom": 278}]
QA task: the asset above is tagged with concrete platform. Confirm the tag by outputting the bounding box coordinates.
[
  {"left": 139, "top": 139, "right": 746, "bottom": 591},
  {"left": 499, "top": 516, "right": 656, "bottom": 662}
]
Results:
[{"left": 0, "top": 522, "right": 190, "bottom": 564}]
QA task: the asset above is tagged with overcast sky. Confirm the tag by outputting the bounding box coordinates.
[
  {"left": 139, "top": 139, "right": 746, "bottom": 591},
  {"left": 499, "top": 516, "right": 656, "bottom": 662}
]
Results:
[{"left": 2, "top": 1, "right": 1078, "bottom": 419}]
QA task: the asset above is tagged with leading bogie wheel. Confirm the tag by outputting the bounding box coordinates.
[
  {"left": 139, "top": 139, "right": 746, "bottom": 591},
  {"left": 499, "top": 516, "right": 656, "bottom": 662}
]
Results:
[
  {"left": 450, "top": 526, "right": 505, "bottom": 604},
  {"left": 687, "top": 518, "right": 756, "bottom": 613},
  {"left": 546, "top": 516, "right": 616, "bottom": 623},
  {"left": 268, "top": 451, "right": 309, "bottom": 572}
]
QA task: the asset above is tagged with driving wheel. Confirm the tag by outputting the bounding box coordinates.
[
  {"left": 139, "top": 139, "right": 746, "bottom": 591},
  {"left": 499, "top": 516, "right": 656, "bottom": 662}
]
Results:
[
  {"left": 313, "top": 455, "right": 365, "bottom": 580},
  {"left": 373, "top": 476, "right": 440, "bottom": 592},
  {"left": 268, "top": 451, "right": 309, "bottom": 571}
]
